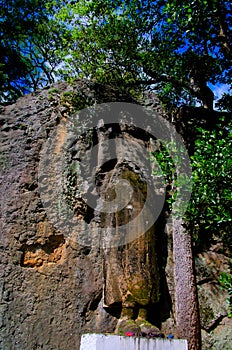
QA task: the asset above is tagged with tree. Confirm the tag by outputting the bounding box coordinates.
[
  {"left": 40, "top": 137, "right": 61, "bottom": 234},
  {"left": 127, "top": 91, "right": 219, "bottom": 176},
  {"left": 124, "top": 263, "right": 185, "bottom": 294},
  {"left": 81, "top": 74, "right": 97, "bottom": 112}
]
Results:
[
  {"left": 185, "top": 120, "right": 232, "bottom": 250},
  {"left": 2, "top": 0, "right": 231, "bottom": 108},
  {"left": 152, "top": 137, "right": 202, "bottom": 350},
  {"left": 0, "top": 0, "right": 64, "bottom": 103},
  {"left": 50, "top": 0, "right": 231, "bottom": 110}
]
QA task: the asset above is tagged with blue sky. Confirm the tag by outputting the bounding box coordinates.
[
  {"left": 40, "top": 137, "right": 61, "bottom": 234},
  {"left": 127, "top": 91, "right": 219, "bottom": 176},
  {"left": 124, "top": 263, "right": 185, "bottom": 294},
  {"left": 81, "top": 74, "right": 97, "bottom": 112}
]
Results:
[
  {"left": 210, "top": 83, "right": 231, "bottom": 109},
  {"left": 211, "top": 83, "right": 231, "bottom": 99}
]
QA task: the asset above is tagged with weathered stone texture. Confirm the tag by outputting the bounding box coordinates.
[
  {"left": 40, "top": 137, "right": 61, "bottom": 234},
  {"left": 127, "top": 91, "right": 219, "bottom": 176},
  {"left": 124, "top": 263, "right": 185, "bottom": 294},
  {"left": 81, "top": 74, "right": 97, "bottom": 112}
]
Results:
[
  {"left": 0, "top": 81, "right": 163, "bottom": 350},
  {"left": 0, "top": 81, "right": 120, "bottom": 350},
  {"left": 195, "top": 250, "right": 232, "bottom": 349},
  {"left": 0, "top": 80, "right": 231, "bottom": 349}
]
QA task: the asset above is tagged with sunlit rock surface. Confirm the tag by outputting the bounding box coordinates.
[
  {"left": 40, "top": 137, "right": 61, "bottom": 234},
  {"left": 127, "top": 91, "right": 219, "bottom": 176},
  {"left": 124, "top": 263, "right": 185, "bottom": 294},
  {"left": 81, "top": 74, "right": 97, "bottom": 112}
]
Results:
[{"left": 0, "top": 80, "right": 231, "bottom": 349}]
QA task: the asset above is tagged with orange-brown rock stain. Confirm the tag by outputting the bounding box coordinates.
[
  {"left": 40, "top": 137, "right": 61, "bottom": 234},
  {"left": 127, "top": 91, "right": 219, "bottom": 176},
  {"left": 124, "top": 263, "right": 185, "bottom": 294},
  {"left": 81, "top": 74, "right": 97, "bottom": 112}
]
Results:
[{"left": 21, "top": 234, "right": 66, "bottom": 268}]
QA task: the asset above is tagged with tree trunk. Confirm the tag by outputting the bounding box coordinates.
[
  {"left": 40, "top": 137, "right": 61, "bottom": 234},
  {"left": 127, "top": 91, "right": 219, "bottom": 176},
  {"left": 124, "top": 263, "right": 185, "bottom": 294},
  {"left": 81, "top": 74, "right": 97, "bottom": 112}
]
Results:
[{"left": 173, "top": 217, "right": 201, "bottom": 350}]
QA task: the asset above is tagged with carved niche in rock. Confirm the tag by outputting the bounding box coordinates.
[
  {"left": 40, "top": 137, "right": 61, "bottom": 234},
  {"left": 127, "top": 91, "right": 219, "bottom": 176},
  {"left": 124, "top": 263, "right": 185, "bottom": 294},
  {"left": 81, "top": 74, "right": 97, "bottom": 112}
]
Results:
[{"left": 39, "top": 102, "right": 167, "bottom": 334}]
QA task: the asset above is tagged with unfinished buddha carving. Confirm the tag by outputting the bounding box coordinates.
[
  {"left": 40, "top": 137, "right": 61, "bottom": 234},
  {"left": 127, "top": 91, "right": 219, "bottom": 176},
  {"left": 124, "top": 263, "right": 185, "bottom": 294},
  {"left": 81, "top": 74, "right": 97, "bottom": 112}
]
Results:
[{"left": 93, "top": 125, "right": 163, "bottom": 335}]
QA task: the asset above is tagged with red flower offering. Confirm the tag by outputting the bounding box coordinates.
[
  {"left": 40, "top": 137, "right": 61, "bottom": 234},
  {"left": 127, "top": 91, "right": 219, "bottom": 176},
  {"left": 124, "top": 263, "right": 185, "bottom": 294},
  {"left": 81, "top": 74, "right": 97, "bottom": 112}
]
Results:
[{"left": 125, "top": 331, "right": 134, "bottom": 337}]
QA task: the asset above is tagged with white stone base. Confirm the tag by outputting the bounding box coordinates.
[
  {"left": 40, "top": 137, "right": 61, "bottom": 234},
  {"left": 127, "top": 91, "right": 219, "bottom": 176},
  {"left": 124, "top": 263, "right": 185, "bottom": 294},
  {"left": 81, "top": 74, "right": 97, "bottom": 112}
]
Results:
[{"left": 80, "top": 333, "right": 188, "bottom": 350}]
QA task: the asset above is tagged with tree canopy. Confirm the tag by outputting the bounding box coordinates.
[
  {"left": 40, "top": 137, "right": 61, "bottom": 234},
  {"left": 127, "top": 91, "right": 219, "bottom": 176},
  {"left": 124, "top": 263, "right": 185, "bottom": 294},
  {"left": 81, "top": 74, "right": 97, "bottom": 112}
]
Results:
[
  {"left": 0, "top": 0, "right": 64, "bottom": 102},
  {"left": 1, "top": 0, "right": 231, "bottom": 108},
  {"left": 48, "top": 0, "right": 232, "bottom": 109}
]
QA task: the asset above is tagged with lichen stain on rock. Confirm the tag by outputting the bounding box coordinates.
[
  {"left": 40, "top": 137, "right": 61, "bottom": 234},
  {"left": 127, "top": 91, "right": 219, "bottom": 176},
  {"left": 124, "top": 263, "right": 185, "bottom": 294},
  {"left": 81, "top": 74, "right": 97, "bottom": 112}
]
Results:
[{"left": 21, "top": 234, "right": 65, "bottom": 268}]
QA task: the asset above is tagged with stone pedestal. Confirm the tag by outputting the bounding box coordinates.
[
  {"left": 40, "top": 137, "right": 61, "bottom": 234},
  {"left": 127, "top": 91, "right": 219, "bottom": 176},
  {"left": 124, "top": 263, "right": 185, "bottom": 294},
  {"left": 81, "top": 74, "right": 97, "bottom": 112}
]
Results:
[{"left": 80, "top": 334, "right": 188, "bottom": 350}]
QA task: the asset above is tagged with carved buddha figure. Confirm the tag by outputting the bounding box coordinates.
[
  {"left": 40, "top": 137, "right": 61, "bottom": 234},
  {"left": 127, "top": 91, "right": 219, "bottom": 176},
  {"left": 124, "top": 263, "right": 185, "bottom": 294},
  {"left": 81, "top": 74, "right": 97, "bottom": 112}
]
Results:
[{"left": 97, "top": 162, "right": 161, "bottom": 335}]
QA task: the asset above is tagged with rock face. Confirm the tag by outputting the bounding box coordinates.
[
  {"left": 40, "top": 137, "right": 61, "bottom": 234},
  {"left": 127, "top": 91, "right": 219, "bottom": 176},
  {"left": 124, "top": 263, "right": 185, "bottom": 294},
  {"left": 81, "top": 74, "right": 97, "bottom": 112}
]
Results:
[
  {"left": 196, "top": 250, "right": 232, "bottom": 349},
  {"left": 0, "top": 80, "right": 231, "bottom": 349}
]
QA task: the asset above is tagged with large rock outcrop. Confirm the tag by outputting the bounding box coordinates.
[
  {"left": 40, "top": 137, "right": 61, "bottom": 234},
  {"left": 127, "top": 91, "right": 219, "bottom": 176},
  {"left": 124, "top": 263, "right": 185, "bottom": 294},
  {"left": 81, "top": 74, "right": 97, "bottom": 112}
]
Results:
[{"left": 0, "top": 80, "right": 231, "bottom": 349}]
